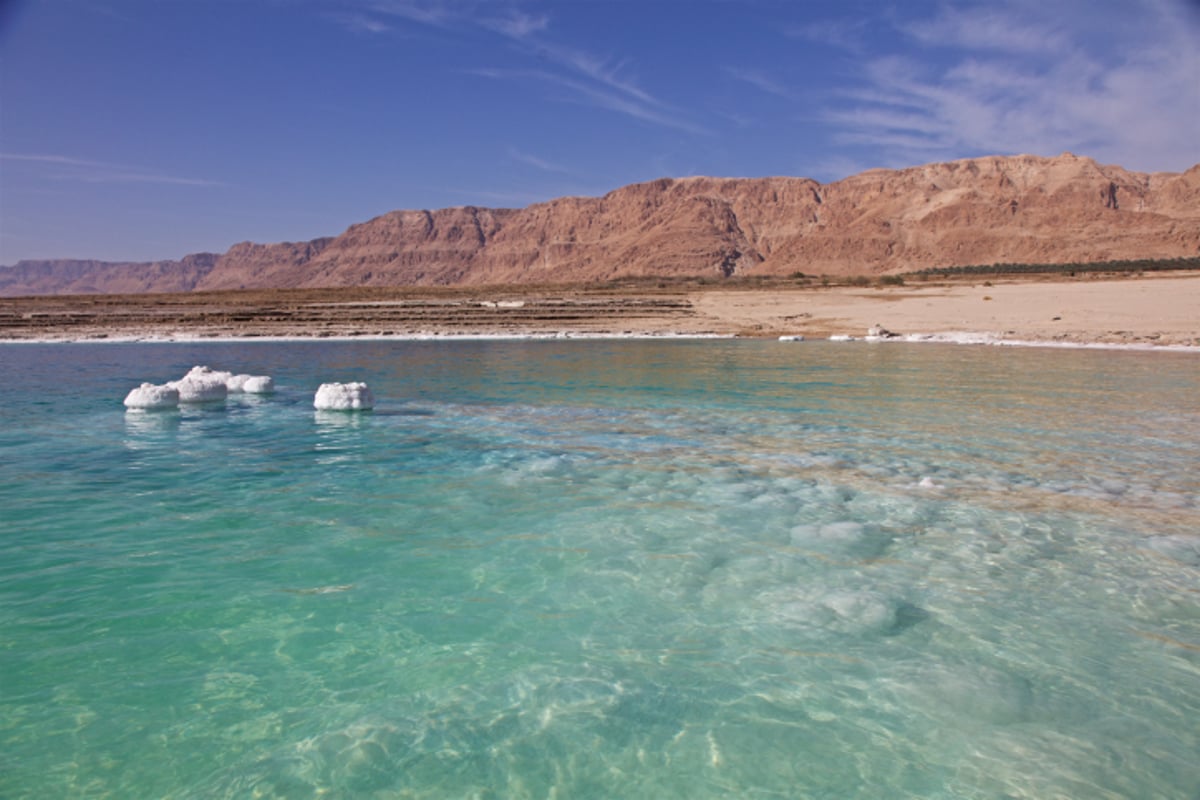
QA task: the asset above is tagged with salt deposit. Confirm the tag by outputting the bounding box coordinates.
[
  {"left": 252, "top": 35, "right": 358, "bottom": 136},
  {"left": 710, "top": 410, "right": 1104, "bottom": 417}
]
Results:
[
  {"left": 123, "top": 382, "right": 180, "bottom": 410},
  {"left": 168, "top": 369, "right": 228, "bottom": 403},
  {"left": 181, "top": 365, "right": 234, "bottom": 384},
  {"left": 314, "top": 382, "right": 375, "bottom": 411},
  {"left": 157, "top": 365, "right": 276, "bottom": 400},
  {"left": 227, "top": 374, "right": 275, "bottom": 393}
]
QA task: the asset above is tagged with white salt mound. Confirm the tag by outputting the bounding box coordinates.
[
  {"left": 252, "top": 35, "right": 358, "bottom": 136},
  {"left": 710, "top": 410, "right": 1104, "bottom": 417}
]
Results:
[
  {"left": 314, "top": 382, "right": 375, "bottom": 411},
  {"left": 182, "top": 365, "right": 234, "bottom": 384},
  {"left": 227, "top": 374, "right": 275, "bottom": 393},
  {"left": 241, "top": 375, "right": 274, "bottom": 393},
  {"left": 171, "top": 377, "right": 228, "bottom": 402},
  {"left": 123, "top": 383, "right": 180, "bottom": 410},
  {"left": 168, "top": 366, "right": 229, "bottom": 402},
  {"left": 126, "top": 365, "right": 273, "bottom": 408}
]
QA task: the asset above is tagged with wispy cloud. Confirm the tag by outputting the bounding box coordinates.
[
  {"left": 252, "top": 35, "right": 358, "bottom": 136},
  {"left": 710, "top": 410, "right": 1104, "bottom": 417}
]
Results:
[
  {"left": 786, "top": 18, "right": 870, "bottom": 55},
  {"left": 331, "top": 12, "right": 391, "bottom": 34},
  {"left": 900, "top": 7, "right": 1069, "bottom": 54},
  {"left": 507, "top": 146, "right": 568, "bottom": 174},
  {"left": 469, "top": 67, "right": 709, "bottom": 136},
  {"left": 365, "top": 0, "right": 456, "bottom": 28},
  {"left": 352, "top": 1, "right": 706, "bottom": 135},
  {"left": 822, "top": 1, "right": 1200, "bottom": 172},
  {"left": 1, "top": 153, "right": 224, "bottom": 186},
  {"left": 480, "top": 10, "right": 548, "bottom": 40},
  {"left": 724, "top": 67, "right": 793, "bottom": 99}
]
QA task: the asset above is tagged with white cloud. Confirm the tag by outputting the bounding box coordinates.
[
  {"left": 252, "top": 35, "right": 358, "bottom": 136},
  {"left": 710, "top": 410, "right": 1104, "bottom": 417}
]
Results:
[
  {"left": 901, "top": 6, "right": 1069, "bottom": 54},
  {"left": 825, "top": 1, "right": 1200, "bottom": 172}
]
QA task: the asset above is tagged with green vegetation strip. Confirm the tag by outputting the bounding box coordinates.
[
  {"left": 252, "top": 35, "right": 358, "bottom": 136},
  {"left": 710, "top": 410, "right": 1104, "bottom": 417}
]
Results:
[{"left": 911, "top": 256, "right": 1200, "bottom": 278}]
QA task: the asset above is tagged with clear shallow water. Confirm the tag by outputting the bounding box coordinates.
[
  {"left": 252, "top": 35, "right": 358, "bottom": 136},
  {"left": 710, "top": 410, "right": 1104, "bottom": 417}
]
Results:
[{"left": 1, "top": 340, "right": 1197, "bottom": 799}]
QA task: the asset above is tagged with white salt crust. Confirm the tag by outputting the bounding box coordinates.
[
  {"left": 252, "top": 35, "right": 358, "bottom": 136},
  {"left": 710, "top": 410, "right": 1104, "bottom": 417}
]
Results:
[
  {"left": 123, "top": 382, "right": 180, "bottom": 410},
  {"left": 314, "top": 382, "right": 375, "bottom": 411}
]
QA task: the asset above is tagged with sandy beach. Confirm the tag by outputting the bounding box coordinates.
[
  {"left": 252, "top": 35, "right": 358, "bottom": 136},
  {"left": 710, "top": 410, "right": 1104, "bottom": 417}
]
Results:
[
  {"left": 692, "top": 272, "right": 1200, "bottom": 346},
  {"left": 1, "top": 272, "right": 1197, "bottom": 348}
]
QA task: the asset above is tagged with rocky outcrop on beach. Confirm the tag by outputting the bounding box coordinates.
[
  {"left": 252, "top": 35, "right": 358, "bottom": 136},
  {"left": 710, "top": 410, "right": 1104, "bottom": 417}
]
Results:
[{"left": 3, "top": 153, "right": 1198, "bottom": 295}]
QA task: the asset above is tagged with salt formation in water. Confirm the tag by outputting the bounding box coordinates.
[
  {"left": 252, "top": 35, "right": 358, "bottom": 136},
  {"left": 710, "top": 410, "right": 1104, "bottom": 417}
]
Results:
[
  {"left": 123, "top": 382, "right": 180, "bottom": 410},
  {"left": 314, "top": 382, "right": 374, "bottom": 411},
  {"left": 125, "top": 365, "right": 276, "bottom": 408},
  {"left": 168, "top": 366, "right": 229, "bottom": 402},
  {"left": 227, "top": 374, "right": 275, "bottom": 393}
]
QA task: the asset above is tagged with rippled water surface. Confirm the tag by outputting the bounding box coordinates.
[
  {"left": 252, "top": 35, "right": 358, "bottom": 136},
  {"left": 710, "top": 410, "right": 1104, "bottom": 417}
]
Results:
[{"left": 1, "top": 340, "right": 1198, "bottom": 799}]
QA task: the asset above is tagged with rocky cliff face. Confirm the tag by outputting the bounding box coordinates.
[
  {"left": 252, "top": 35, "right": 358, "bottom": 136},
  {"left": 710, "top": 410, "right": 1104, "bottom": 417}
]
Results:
[{"left": 3, "top": 153, "right": 1197, "bottom": 295}]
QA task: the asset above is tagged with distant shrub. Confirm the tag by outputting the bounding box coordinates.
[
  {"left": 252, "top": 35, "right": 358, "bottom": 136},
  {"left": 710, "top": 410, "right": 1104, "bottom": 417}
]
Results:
[{"left": 878, "top": 275, "right": 905, "bottom": 286}]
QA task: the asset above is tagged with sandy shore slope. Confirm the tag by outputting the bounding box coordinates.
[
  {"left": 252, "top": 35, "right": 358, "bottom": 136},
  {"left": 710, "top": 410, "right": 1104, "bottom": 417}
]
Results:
[
  {"left": 692, "top": 273, "right": 1200, "bottom": 346},
  {"left": 1, "top": 273, "right": 1197, "bottom": 348}
]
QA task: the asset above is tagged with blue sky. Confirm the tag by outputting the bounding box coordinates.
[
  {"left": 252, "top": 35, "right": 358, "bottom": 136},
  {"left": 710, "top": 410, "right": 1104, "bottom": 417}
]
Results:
[{"left": 2, "top": 0, "right": 1198, "bottom": 264}]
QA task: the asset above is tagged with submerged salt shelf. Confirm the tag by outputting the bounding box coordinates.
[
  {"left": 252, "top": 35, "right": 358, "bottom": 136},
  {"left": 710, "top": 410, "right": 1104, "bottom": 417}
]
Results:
[{"left": 2, "top": 340, "right": 1198, "bottom": 798}]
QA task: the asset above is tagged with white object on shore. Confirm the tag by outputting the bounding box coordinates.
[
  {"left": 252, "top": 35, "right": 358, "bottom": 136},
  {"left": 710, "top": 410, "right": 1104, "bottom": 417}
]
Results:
[
  {"left": 778, "top": 335, "right": 805, "bottom": 342},
  {"left": 828, "top": 334, "right": 856, "bottom": 342},
  {"left": 866, "top": 324, "right": 898, "bottom": 339},
  {"left": 314, "top": 382, "right": 375, "bottom": 411},
  {"left": 124, "top": 383, "right": 180, "bottom": 410}
]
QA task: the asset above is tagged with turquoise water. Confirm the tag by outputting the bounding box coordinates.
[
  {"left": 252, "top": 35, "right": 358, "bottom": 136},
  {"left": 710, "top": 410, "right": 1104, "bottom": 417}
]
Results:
[{"left": 1, "top": 340, "right": 1198, "bottom": 799}]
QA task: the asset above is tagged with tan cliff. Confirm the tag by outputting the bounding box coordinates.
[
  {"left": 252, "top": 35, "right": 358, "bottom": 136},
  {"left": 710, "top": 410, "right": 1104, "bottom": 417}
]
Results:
[{"left": 3, "top": 153, "right": 1197, "bottom": 296}]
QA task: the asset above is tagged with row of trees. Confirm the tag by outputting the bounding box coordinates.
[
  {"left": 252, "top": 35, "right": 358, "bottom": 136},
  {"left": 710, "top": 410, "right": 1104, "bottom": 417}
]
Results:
[{"left": 911, "top": 256, "right": 1200, "bottom": 278}]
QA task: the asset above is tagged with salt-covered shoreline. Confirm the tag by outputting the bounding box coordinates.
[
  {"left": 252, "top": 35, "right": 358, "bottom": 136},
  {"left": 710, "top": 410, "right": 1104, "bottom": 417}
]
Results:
[
  {"left": 2, "top": 273, "right": 1197, "bottom": 351},
  {"left": 7, "top": 331, "right": 1199, "bottom": 354}
]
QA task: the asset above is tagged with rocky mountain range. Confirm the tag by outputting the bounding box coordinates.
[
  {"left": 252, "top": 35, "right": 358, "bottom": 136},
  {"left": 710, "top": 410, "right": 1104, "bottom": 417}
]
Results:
[{"left": 3, "top": 152, "right": 1197, "bottom": 296}]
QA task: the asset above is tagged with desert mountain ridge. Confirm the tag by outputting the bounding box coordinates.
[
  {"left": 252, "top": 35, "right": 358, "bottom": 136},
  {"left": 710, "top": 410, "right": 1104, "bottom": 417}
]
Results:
[{"left": 3, "top": 152, "right": 1198, "bottom": 296}]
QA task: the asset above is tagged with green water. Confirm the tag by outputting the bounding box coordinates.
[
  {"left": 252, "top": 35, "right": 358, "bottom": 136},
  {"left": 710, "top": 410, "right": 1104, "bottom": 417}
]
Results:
[{"left": 1, "top": 340, "right": 1197, "bottom": 798}]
